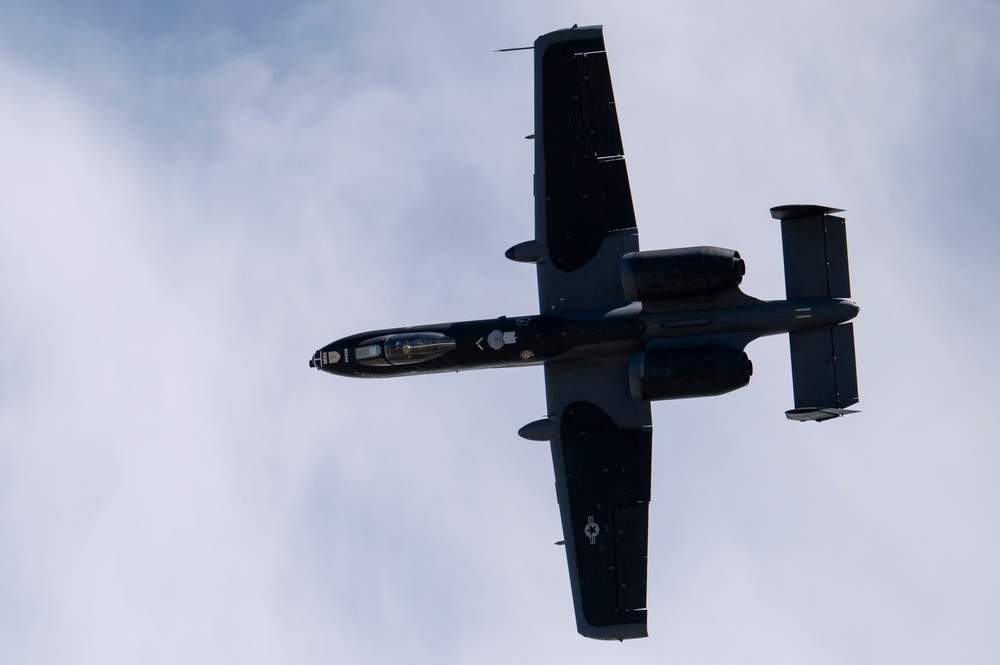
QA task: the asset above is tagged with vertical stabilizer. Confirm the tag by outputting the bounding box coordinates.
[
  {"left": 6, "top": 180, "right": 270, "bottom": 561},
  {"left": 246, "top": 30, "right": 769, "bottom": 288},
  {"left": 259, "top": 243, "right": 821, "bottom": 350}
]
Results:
[
  {"left": 786, "top": 323, "right": 859, "bottom": 421},
  {"left": 771, "top": 204, "right": 850, "bottom": 299}
]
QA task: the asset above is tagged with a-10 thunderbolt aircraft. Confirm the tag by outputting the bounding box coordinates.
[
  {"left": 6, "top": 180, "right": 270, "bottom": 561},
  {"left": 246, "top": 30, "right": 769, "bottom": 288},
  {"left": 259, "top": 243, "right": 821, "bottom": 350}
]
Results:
[{"left": 310, "top": 25, "right": 860, "bottom": 641}]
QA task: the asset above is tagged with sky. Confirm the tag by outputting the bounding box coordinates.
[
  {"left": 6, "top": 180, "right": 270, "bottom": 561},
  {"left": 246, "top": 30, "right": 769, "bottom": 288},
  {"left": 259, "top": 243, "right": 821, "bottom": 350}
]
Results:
[{"left": 1, "top": 0, "right": 999, "bottom": 663}]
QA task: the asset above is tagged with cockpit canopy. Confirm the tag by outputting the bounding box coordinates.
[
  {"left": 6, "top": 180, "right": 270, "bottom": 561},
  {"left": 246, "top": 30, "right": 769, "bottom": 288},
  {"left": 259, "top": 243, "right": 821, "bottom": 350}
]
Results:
[
  {"left": 385, "top": 332, "right": 456, "bottom": 365},
  {"left": 356, "top": 332, "right": 456, "bottom": 366}
]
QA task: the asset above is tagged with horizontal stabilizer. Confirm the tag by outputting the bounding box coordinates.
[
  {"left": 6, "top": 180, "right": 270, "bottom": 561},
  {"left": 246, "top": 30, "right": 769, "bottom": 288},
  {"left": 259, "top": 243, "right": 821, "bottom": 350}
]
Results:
[
  {"left": 787, "top": 323, "right": 859, "bottom": 421},
  {"left": 772, "top": 204, "right": 851, "bottom": 299}
]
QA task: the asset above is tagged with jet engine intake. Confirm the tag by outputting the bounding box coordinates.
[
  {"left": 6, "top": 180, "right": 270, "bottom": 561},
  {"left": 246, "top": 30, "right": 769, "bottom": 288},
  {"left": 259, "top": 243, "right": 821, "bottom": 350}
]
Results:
[
  {"left": 621, "top": 246, "right": 745, "bottom": 302},
  {"left": 629, "top": 347, "right": 752, "bottom": 401}
]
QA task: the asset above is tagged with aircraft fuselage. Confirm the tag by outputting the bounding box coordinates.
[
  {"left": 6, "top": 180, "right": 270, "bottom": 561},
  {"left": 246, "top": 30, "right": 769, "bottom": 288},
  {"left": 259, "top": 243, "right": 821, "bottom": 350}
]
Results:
[{"left": 310, "top": 297, "right": 859, "bottom": 378}]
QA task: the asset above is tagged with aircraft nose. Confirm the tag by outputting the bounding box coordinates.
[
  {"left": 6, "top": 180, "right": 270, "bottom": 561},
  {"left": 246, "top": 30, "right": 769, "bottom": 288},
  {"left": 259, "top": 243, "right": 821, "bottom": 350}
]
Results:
[{"left": 310, "top": 349, "right": 343, "bottom": 370}]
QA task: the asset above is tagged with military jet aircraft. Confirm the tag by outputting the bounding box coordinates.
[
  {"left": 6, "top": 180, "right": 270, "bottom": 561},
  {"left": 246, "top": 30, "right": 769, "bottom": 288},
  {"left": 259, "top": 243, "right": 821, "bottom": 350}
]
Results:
[{"left": 310, "top": 25, "right": 860, "bottom": 641}]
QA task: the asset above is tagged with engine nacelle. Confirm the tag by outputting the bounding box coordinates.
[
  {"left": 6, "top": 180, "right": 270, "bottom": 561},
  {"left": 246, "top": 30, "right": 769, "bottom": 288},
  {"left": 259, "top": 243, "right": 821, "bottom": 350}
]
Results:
[
  {"left": 628, "top": 347, "right": 752, "bottom": 401},
  {"left": 621, "top": 246, "right": 745, "bottom": 302}
]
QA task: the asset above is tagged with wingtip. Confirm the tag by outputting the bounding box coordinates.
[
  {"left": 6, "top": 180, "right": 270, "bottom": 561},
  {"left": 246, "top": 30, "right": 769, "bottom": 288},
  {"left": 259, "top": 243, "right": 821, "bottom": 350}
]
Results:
[{"left": 576, "top": 617, "right": 648, "bottom": 641}]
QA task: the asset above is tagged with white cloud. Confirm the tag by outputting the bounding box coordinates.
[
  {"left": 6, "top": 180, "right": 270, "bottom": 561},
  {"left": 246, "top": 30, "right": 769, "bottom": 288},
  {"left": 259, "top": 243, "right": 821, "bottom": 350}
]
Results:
[{"left": 1, "top": 1, "right": 999, "bottom": 663}]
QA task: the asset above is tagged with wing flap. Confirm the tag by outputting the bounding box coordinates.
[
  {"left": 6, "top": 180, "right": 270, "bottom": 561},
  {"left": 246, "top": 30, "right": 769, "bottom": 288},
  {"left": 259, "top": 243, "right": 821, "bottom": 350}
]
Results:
[{"left": 613, "top": 503, "right": 649, "bottom": 612}]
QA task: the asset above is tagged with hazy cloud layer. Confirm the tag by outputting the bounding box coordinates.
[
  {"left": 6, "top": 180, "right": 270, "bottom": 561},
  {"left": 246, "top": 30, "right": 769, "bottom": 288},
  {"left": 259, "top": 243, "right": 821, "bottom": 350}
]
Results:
[{"left": 2, "top": 1, "right": 999, "bottom": 663}]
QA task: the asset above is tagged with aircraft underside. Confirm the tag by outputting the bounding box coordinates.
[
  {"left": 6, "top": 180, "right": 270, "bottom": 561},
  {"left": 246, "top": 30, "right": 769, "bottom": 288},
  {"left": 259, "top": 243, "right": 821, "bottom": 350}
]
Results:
[{"left": 310, "top": 25, "right": 860, "bottom": 640}]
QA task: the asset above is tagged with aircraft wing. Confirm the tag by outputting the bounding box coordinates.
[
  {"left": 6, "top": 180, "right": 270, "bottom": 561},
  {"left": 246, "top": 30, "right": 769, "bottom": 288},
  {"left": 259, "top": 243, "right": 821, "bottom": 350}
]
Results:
[
  {"left": 545, "top": 358, "right": 653, "bottom": 640},
  {"left": 532, "top": 26, "right": 652, "bottom": 640},
  {"left": 533, "top": 25, "right": 639, "bottom": 315}
]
